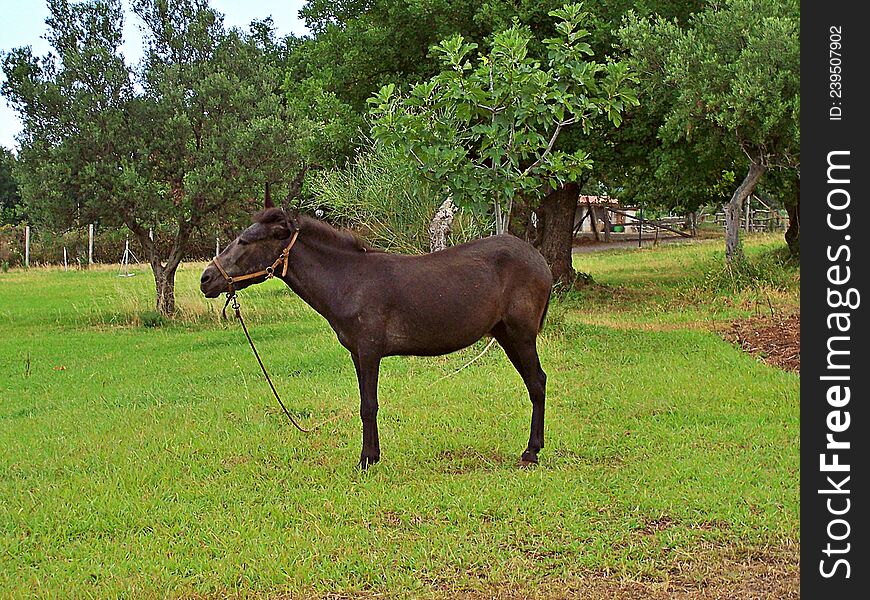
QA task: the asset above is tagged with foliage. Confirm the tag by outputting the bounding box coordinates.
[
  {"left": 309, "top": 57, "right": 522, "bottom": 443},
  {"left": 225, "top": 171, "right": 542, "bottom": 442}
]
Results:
[
  {"left": 282, "top": 76, "right": 364, "bottom": 170},
  {"left": 0, "top": 148, "right": 23, "bottom": 224},
  {"left": 699, "top": 245, "right": 799, "bottom": 295},
  {"left": 138, "top": 309, "right": 167, "bottom": 328},
  {"left": 302, "top": 144, "right": 488, "bottom": 254},
  {"left": 296, "top": 0, "right": 488, "bottom": 112},
  {"left": 0, "top": 225, "right": 24, "bottom": 268},
  {"left": 368, "top": 3, "right": 638, "bottom": 233}
]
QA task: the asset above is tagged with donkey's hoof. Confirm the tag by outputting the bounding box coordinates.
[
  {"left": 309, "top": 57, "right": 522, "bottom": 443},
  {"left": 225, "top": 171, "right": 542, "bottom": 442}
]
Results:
[
  {"left": 518, "top": 451, "right": 539, "bottom": 468},
  {"left": 358, "top": 455, "right": 380, "bottom": 470}
]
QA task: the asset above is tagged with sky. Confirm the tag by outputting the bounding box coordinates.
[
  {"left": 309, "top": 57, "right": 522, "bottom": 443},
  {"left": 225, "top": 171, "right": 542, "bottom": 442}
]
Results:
[{"left": 0, "top": 0, "right": 310, "bottom": 152}]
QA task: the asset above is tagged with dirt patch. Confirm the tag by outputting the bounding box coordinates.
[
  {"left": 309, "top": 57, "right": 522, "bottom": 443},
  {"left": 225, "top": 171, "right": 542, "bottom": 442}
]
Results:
[
  {"left": 425, "top": 545, "right": 799, "bottom": 600},
  {"left": 721, "top": 313, "right": 800, "bottom": 372}
]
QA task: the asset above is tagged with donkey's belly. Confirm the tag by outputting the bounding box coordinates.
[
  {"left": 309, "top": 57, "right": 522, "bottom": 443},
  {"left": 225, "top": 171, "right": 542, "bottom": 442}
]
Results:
[
  {"left": 383, "top": 308, "right": 498, "bottom": 357},
  {"left": 385, "top": 333, "right": 492, "bottom": 357}
]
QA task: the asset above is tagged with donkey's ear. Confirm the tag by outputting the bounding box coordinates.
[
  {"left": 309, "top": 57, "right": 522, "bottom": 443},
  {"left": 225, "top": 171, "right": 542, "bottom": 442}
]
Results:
[{"left": 264, "top": 182, "right": 274, "bottom": 209}]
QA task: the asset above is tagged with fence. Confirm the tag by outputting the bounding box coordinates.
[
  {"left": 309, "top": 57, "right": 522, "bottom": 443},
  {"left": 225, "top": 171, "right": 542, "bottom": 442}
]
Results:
[
  {"left": 698, "top": 195, "right": 788, "bottom": 233},
  {"left": 701, "top": 209, "right": 787, "bottom": 232},
  {"left": 0, "top": 224, "right": 225, "bottom": 269}
]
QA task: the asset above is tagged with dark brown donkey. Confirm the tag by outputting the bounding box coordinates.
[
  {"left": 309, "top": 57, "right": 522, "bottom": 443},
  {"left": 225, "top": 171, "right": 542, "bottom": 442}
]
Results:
[{"left": 200, "top": 202, "right": 553, "bottom": 469}]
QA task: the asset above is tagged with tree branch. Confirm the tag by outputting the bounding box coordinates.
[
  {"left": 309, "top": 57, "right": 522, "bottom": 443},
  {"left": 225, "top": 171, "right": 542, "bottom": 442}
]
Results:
[{"left": 521, "top": 118, "right": 575, "bottom": 177}]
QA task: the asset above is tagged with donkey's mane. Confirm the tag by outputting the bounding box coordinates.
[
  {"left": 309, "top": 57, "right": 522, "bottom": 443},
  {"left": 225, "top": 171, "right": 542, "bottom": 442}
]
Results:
[{"left": 254, "top": 208, "right": 377, "bottom": 253}]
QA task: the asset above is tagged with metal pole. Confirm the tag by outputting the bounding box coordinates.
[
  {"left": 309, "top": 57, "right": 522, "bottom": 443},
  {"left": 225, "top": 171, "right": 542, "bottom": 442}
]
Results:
[
  {"left": 638, "top": 206, "right": 643, "bottom": 248},
  {"left": 25, "top": 226, "right": 30, "bottom": 268},
  {"left": 88, "top": 223, "right": 94, "bottom": 265}
]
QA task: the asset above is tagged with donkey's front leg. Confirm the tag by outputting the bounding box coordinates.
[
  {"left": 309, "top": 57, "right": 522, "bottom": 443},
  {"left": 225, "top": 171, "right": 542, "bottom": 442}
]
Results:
[{"left": 352, "top": 352, "right": 381, "bottom": 469}]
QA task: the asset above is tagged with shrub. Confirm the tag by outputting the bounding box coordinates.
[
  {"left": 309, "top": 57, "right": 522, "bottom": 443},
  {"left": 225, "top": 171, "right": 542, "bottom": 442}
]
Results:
[{"left": 302, "top": 145, "right": 489, "bottom": 254}]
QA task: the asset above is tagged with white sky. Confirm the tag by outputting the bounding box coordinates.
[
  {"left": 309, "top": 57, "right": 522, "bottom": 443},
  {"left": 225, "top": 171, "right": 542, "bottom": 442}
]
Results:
[{"left": 0, "top": 0, "right": 310, "bottom": 152}]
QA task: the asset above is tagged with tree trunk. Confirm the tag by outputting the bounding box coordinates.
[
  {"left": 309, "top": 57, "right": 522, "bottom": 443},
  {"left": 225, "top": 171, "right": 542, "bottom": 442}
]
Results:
[
  {"left": 285, "top": 166, "right": 309, "bottom": 204},
  {"left": 132, "top": 226, "right": 184, "bottom": 317},
  {"left": 588, "top": 202, "right": 600, "bottom": 241},
  {"left": 429, "top": 196, "right": 457, "bottom": 252},
  {"left": 785, "top": 179, "right": 799, "bottom": 256},
  {"left": 724, "top": 161, "right": 765, "bottom": 263},
  {"left": 152, "top": 261, "right": 178, "bottom": 316},
  {"left": 507, "top": 195, "right": 536, "bottom": 243},
  {"left": 122, "top": 208, "right": 191, "bottom": 318},
  {"left": 538, "top": 182, "right": 587, "bottom": 288}
]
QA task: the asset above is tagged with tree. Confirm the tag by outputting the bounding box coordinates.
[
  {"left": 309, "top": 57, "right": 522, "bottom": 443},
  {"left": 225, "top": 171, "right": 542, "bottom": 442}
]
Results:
[
  {"left": 619, "top": 0, "right": 800, "bottom": 261},
  {"left": 368, "top": 4, "right": 637, "bottom": 287},
  {"left": 296, "top": 0, "right": 489, "bottom": 112},
  {"left": 3, "top": 0, "right": 298, "bottom": 314}
]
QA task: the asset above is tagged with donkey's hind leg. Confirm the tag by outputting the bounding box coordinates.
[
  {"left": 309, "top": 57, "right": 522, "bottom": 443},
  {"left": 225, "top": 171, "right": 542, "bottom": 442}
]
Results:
[{"left": 492, "top": 322, "right": 547, "bottom": 466}]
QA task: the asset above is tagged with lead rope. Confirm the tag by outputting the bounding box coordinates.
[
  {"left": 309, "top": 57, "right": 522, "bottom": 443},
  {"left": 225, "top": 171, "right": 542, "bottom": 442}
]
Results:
[{"left": 225, "top": 293, "right": 348, "bottom": 434}]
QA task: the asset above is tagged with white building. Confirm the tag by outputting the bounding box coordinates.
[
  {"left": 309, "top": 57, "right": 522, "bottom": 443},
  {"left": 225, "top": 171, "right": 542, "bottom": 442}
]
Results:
[{"left": 574, "top": 195, "right": 639, "bottom": 234}]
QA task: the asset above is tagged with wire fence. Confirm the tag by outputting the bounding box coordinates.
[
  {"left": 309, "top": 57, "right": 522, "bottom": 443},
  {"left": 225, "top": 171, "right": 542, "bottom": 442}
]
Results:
[{"left": 0, "top": 224, "right": 224, "bottom": 269}]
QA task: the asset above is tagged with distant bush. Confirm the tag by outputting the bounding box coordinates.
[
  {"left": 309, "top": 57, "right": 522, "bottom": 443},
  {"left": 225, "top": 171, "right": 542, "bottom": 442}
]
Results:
[
  {"left": 139, "top": 310, "right": 167, "bottom": 328},
  {"left": 0, "top": 225, "right": 24, "bottom": 267}
]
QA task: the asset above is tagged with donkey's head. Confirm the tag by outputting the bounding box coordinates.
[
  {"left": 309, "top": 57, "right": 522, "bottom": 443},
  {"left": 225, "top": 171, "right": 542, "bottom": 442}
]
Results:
[{"left": 200, "top": 198, "right": 300, "bottom": 298}]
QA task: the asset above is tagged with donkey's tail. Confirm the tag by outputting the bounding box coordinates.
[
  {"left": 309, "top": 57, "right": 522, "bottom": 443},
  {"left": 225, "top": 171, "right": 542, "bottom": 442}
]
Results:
[{"left": 538, "top": 292, "right": 552, "bottom": 333}]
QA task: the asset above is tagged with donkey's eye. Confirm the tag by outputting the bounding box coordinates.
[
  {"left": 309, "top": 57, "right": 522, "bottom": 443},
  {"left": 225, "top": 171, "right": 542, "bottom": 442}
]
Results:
[{"left": 238, "top": 238, "right": 250, "bottom": 246}]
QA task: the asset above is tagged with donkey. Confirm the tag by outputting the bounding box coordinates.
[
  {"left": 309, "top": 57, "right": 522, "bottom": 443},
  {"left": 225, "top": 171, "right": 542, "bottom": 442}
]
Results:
[{"left": 200, "top": 200, "right": 553, "bottom": 469}]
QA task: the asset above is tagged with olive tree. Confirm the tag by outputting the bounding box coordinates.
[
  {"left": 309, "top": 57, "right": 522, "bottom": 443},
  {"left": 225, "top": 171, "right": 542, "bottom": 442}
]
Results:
[
  {"left": 2, "top": 0, "right": 298, "bottom": 314},
  {"left": 619, "top": 0, "right": 800, "bottom": 261}
]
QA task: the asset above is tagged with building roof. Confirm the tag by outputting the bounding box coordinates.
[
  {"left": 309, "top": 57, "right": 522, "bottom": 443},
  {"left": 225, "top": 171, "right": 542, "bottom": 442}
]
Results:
[{"left": 578, "top": 195, "right": 620, "bottom": 206}]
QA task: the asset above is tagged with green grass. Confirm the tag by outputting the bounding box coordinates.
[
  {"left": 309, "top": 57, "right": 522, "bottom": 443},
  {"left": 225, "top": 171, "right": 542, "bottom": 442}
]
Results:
[
  {"left": 564, "top": 233, "right": 800, "bottom": 330},
  {"left": 0, "top": 235, "right": 799, "bottom": 598}
]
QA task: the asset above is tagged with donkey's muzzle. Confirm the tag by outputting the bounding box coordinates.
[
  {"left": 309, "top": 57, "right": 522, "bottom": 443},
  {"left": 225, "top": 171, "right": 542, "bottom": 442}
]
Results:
[{"left": 200, "top": 264, "right": 223, "bottom": 298}]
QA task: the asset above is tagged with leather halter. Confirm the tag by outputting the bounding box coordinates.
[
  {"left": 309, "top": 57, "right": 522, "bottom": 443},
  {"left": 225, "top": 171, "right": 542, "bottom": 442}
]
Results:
[{"left": 212, "top": 229, "right": 299, "bottom": 296}]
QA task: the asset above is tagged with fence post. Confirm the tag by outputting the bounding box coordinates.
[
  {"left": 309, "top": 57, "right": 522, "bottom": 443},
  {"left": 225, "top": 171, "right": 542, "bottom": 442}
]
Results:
[
  {"left": 88, "top": 223, "right": 94, "bottom": 265},
  {"left": 24, "top": 226, "right": 30, "bottom": 268},
  {"left": 215, "top": 235, "right": 220, "bottom": 257},
  {"left": 63, "top": 247, "right": 68, "bottom": 271},
  {"left": 744, "top": 196, "right": 751, "bottom": 232}
]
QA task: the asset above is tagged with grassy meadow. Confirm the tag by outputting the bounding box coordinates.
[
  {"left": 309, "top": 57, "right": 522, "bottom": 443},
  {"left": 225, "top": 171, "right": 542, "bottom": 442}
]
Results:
[{"left": 0, "top": 234, "right": 799, "bottom": 598}]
